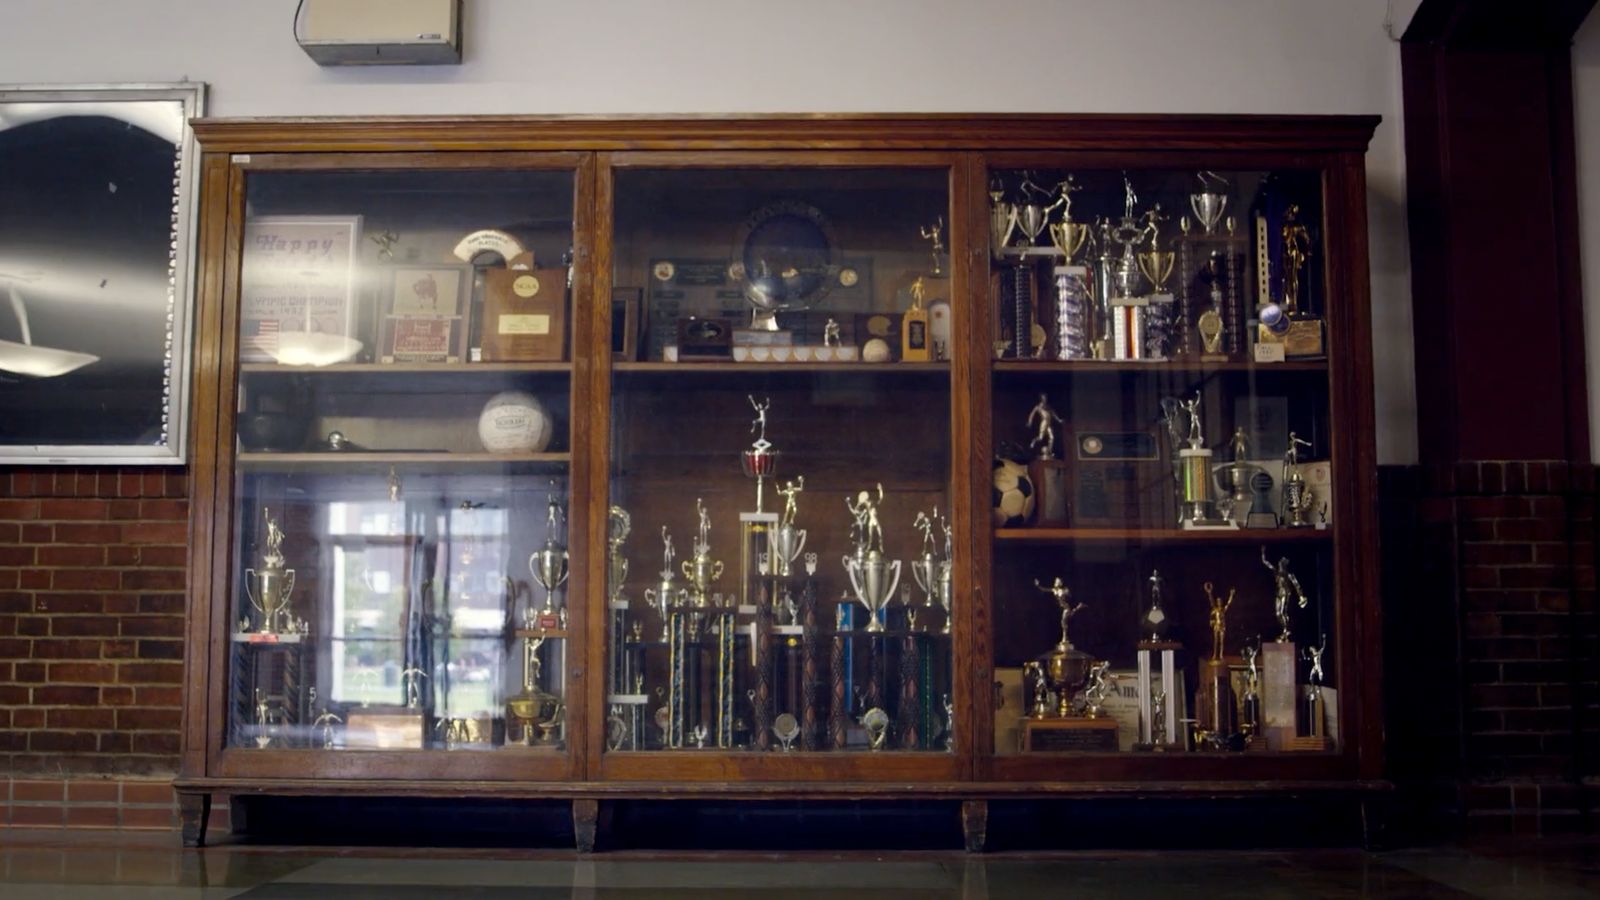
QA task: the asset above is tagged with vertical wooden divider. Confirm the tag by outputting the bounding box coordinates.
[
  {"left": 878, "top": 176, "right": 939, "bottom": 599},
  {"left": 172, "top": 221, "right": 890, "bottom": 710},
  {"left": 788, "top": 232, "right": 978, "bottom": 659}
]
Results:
[
  {"left": 581, "top": 153, "right": 615, "bottom": 781},
  {"left": 960, "top": 153, "right": 996, "bottom": 780}
]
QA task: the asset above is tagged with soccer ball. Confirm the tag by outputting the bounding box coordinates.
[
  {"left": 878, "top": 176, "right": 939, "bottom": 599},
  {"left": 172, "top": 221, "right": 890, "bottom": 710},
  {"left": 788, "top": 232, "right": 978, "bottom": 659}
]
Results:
[
  {"left": 478, "top": 391, "right": 554, "bottom": 453},
  {"left": 992, "top": 457, "right": 1036, "bottom": 527}
]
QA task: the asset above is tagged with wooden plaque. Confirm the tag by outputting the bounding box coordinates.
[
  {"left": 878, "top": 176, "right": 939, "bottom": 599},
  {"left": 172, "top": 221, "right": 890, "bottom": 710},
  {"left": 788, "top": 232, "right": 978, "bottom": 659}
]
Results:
[
  {"left": 1065, "top": 427, "right": 1172, "bottom": 528},
  {"left": 481, "top": 267, "right": 567, "bottom": 361}
]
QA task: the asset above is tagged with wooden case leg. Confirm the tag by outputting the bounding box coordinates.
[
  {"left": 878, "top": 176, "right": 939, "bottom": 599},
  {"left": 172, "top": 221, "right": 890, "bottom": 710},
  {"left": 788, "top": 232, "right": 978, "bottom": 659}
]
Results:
[
  {"left": 178, "top": 792, "right": 212, "bottom": 849},
  {"left": 961, "top": 799, "right": 988, "bottom": 853},
  {"left": 573, "top": 798, "right": 601, "bottom": 853}
]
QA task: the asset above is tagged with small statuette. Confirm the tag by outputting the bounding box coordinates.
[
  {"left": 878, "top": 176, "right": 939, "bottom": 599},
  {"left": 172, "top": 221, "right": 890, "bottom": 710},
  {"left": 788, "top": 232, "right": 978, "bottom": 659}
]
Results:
[
  {"left": 1026, "top": 393, "right": 1062, "bottom": 460},
  {"left": 1083, "top": 661, "right": 1116, "bottom": 719},
  {"left": 402, "top": 666, "right": 428, "bottom": 709},
  {"left": 1140, "top": 569, "right": 1170, "bottom": 642},
  {"left": 823, "top": 318, "right": 841, "bottom": 348},
  {"left": 691, "top": 723, "right": 709, "bottom": 749},
  {"left": 1262, "top": 547, "right": 1308, "bottom": 643},
  {"left": 804, "top": 551, "right": 818, "bottom": 577},
  {"left": 1205, "top": 581, "right": 1236, "bottom": 661}
]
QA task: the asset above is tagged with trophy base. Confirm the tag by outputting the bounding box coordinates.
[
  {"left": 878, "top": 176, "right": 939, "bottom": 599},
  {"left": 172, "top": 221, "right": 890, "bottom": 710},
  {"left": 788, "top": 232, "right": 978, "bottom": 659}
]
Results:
[
  {"left": 1181, "top": 518, "right": 1240, "bottom": 531},
  {"left": 1245, "top": 512, "right": 1281, "bottom": 528},
  {"left": 1021, "top": 717, "right": 1119, "bottom": 752},
  {"left": 1199, "top": 353, "right": 1232, "bottom": 362},
  {"left": 1028, "top": 459, "right": 1070, "bottom": 527},
  {"left": 1285, "top": 735, "right": 1332, "bottom": 752},
  {"left": 345, "top": 709, "right": 426, "bottom": 750}
]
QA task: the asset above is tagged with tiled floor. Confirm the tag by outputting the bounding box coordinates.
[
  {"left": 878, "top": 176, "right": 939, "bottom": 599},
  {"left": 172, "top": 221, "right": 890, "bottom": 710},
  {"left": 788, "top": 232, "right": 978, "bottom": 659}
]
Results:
[{"left": 0, "top": 831, "right": 1596, "bottom": 898}]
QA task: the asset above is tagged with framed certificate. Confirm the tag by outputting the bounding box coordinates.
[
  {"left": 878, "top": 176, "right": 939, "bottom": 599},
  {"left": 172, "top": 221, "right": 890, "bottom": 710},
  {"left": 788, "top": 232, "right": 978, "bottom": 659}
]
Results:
[
  {"left": 379, "top": 265, "right": 469, "bottom": 364},
  {"left": 240, "top": 215, "right": 363, "bottom": 365}
]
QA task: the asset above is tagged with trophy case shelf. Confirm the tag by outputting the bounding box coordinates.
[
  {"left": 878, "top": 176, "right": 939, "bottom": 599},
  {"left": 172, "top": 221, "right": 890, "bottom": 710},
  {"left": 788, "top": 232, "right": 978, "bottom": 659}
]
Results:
[
  {"left": 993, "top": 527, "right": 1335, "bottom": 545},
  {"left": 177, "top": 115, "right": 1383, "bottom": 850}
]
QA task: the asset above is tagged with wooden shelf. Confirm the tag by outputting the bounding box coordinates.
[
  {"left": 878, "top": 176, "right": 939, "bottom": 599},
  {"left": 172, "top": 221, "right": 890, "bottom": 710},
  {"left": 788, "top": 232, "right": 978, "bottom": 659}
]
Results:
[
  {"left": 236, "top": 451, "right": 570, "bottom": 468},
  {"left": 995, "top": 527, "right": 1334, "bottom": 544},
  {"left": 614, "top": 361, "right": 950, "bottom": 375},
  {"left": 993, "top": 360, "right": 1326, "bottom": 375},
  {"left": 242, "top": 362, "right": 571, "bottom": 374}
]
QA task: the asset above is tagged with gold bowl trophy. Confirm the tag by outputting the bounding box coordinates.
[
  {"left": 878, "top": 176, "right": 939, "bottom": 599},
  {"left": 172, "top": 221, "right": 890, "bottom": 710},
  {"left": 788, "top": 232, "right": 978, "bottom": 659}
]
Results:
[
  {"left": 643, "top": 526, "right": 680, "bottom": 642},
  {"left": 506, "top": 635, "right": 562, "bottom": 746},
  {"left": 244, "top": 508, "right": 295, "bottom": 635},
  {"left": 842, "top": 484, "right": 901, "bottom": 633},
  {"left": 1190, "top": 171, "right": 1229, "bottom": 235},
  {"left": 772, "top": 477, "right": 807, "bottom": 577},
  {"left": 1021, "top": 578, "right": 1117, "bottom": 751},
  {"left": 682, "top": 499, "right": 725, "bottom": 608},
  {"left": 529, "top": 492, "right": 570, "bottom": 623}
]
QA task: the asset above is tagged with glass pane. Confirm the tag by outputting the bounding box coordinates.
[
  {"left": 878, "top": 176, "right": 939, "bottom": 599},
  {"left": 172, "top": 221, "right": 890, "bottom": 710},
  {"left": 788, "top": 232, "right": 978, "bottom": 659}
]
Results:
[
  {"left": 606, "top": 167, "right": 955, "bottom": 753},
  {"left": 227, "top": 167, "right": 575, "bottom": 753},
  {"left": 986, "top": 168, "right": 1338, "bottom": 755}
]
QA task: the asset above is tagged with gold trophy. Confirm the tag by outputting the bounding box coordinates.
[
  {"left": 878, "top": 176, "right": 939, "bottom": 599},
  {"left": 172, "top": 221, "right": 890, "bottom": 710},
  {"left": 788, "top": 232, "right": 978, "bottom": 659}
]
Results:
[
  {"left": 1280, "top": 432, "right": 1317, "bottom": 528},
  {"left": 607, "top": 505, "right": 630, "bottom": 605},
  {"left": 644, "top": 526, "right": 681, "bottom": 641},
  {"left": 1034, "top": 578, "right": 1090, "bottom": 718},
  {"left": 1019, "top": 577, "right": 1118, "bottom": 751},
  {"left": 506, "top": 635, "right": 562, "bottom": 746},
  {"left": 682, "top": 498, "right": 725, "bottom": 608},
  {"left": 244, "top": 508, "right": 295, "bottom": 635}
]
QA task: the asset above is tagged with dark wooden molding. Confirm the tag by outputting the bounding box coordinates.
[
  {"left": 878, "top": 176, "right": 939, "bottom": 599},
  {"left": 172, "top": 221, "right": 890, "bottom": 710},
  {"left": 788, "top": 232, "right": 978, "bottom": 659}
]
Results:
[
  {"left": 191, "top": 114, "right": 1379, "bottom": 154},
  {"left": 1403, "top": 0, "right": 1595, "bottom": 48}
]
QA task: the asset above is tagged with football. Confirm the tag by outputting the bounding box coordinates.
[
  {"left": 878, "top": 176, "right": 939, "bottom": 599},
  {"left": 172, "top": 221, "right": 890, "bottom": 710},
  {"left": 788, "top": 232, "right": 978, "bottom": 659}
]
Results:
[{"left": 992, "top": 457, "right": 1036, "bottom": 527}]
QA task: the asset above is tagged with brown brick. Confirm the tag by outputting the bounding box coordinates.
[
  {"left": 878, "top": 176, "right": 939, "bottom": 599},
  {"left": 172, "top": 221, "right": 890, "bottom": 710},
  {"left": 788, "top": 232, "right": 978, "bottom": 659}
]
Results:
[
  {"left": 123, "top": 522, "right": 186, "bottom": 545},
  {"left": 0, "top": 615, "right": 13, "bottom": 635},
  {"left": 35, "top": 546, "right": 106, "bottom": 567},
  {"left": 138, "top": 499, "right": 187, "bottom": 521},
  {"left": 66, "top": 781, "right": 119, "bottom": 803},
  {"left": 1462, "top": 543, "right": 1535, "bottom": 566},
  {"left": 106, "top": 500, "right": 141, "bottom": 520},
  {"left": 0, "top": 636, "right": 31, "bottom": 656},
  {"left": 1501, "top": 614, "right": 1566, "bottom": 637},
  {"left": 0, "top": 570, "right": 15, "bottom": 588},
  {"left": 134, "top": 686, "right": 181, "bottom": 707},
  {"left": 1529, "top": 496, "right": 1567, "bottom": 518},
  {"left": 136, "top": 594, "right": 185, "bottom": 615},
  {"left": 101, "top": 639, "right": 138, "bottom": 659},
  {"left": 13, "top": 707, "right": 44, "bottom": 728},
  {"left": 1463, "top": 567, "right": 1500, "bottom": 588},
  {"left": 38, "top": 594, "right": 106, "bottom": 613},
  {"left": 102, "top": 594, "right": 138, "bottom": 614},
  {"left": 38, "top": 499, "right": 108, "bottom": 520},
  {"left": 52, "top": 522, "right": 120, "bottom": 544},
  {"left": 1531, "top": 543, "right": 1570, "bottom": 566},
  {"left": 30, "top": 731, "right": 99, "bottom": 753},
  {"left": 130, "top": 732, "right": 179, "bottom": 755},
  {"left": 1465, "top": 588, "right": 1540, "bottom": 613},
  {"left": 1498, "top": 519, "right": 1566, "bottom": 542},
  {"left": 1459, "top": 496, "right": 1527, "bottom": 518},
  {"left": 140, "top": 473, "right": 163, "bottom": 498},
  {"left": 1470, "top": 684, "right": 1539, "bottom": 708},
  {"left": 116, "top": 708, "right": 181, "bottom": 731},
  {"left": 101, "top": 686, "right": 136, "bottom": 707},
  {"left": 1481, "top": 463, "right": 1505, "bottom": 494},
  {"left": 119, "top": 616, "right": 183, "bottom": 638},
  {"left": 120, "top": 570, "right": 185, "bottom": 592},
  {"left": 136, "top": 640, "right": 183, "bottom": 661},
  {"left": 98, "top": 732, "right": 132, "bottom": 753},
  {"left": 1466, "top": 637, "right": 1540, "bottom": 661},
  {"left": 165, "top": 472, "right": 187, "bottom": 497},
  {"left": 0, "top": 545, "right": 37, "bottom": 566},
  {"left": 120, "top": 781, "right": 174, "bottom": 805},
  {"left": 33, "top": 685, "right": 100, "bottom": 705},
  {"left": 120, "top": 807, "right": 174, "bottom": 829},
  {"left": 0, "top": 498, "right": 41, "bottom": 519},
  {"left": 14, "top": 661, "right": 46, "bottom": 681},
  {"left": 19, "top": 569, "right": 49, "bottom": 589},
  {"left": 30, "top": 638, "right": 103, "bottom": 659},
  {"left": 0, "top": 592, "right": 36, "bottom": 613},
  {"left": 21, "top": 523, "right": 52, "bottom": 542},
  {"left": 118, "top": 662, "right": 182, "bottom": 684},
  {"left": 47, "top": 708, "right": 115, "bottom": 729},
  {"left": 12, "top": 805, "right": 65, "bottom": 827},
  {"left": 47, "top": 662, "right": 116, "bottom": 683},
  {"left": 50, "top": 615, "right": 120, "bottom": 637},
  {"left": 0, "top": 523, "right": 17, "bottom": 543},
  {"left": 50, "top": 569, "right": 120, "bottom": 591},
  {"left": 65, "top": 806, "right": 120, "bottom": 828},
  {"left": 1500, "top": 568, "right": 1568, "bottom": 590},
  {"left": 13, "top": 779, "right": 64, "bottom": 801},
  {"left": 139, "top": 546, "right": 190, "bottom": 568}
]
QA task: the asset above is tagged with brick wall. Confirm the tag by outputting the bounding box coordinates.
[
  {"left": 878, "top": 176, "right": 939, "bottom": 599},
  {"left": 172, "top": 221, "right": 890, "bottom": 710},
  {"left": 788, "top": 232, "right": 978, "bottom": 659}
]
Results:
[
  {"left": 1381, "top": 461, "right": 1600, "bottom": 836},
  {"left": 0, "top": 468, "right": 189, "bottom": 777}
]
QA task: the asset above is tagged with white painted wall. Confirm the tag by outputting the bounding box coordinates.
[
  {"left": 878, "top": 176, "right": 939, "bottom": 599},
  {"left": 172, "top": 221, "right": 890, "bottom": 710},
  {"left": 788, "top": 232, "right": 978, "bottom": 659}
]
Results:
[
  {"left": 1576, "top": 15, "right": 1600, "bottom": 463},
  {"left": 0, "top": 0, "right": 1419, "bottom": 462}
]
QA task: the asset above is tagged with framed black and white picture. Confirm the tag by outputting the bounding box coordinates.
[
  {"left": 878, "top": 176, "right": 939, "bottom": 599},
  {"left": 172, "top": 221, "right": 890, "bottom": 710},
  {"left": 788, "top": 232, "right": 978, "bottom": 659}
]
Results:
[{"left": 0, "top": 83, "right": 205, "bottom": 464}]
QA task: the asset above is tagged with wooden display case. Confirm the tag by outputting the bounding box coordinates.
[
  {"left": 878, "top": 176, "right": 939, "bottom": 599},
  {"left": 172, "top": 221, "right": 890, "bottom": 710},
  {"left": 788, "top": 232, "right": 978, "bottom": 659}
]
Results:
[{"left": 176, "top": 115, "right": 1382, "bottom": 851}]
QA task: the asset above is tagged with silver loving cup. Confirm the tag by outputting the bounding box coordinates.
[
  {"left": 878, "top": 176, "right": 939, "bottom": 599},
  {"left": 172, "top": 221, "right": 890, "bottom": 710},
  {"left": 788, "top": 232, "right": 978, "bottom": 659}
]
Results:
[
  {"left": 910, "top": 551, "right": 937, "bottom": 605},
  {"left": 843, "top": 549, "right": 902, "bottom": 633},
  {"left": 1214, "top": 460, "right": 1260, "bottom": 524},
  {"left": 770, "top": 524, "right": 807, "bottom": 577},
  {"left": 644, "top": 576, "right": 675, "bottom": 642},
  {"left": 531, "top": 544, "right": 570, "bottom": 614},
  {"left": 1016, "top": 203, "right": 1050, "bottom": 247},
  {"left": 244, "top": 565, "right": 295, "bottom": 635},
  {"left": 936, "top": 559, "right": 954, "bottom": 633},
  {"left": 1190, "top": 192, "right": 1228, "bottom": 235}
]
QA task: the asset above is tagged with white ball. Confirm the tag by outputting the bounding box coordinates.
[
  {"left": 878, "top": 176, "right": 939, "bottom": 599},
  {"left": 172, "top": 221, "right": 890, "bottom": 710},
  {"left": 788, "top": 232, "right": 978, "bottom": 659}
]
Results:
[
  {"left": 478, "top": 391, "right": 553, "bottom": 453},
  {"left": 862, "top": 338, "right": 891, "bottom": 363}
]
